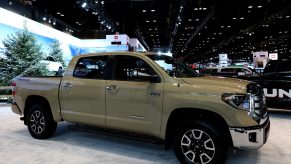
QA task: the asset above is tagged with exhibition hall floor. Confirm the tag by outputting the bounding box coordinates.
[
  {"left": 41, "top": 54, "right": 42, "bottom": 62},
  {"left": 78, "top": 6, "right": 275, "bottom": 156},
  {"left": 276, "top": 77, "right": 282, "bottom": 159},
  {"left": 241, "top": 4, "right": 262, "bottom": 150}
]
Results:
[{"left": 1, "top": 105, "right": 291, "bottom": 164}]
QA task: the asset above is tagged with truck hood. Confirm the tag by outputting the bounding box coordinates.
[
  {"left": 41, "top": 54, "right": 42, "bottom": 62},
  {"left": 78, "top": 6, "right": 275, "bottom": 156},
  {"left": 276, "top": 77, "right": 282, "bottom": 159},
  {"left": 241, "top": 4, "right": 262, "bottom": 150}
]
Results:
[{"left": 181, "top": 76, "right": 250, "bottom": 94}]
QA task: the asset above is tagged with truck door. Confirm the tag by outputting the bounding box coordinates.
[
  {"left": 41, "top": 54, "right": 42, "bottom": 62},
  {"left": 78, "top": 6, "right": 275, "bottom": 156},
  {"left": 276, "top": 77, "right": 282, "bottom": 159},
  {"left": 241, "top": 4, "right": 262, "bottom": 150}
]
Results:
[
  {"left": 105, "top": 55, "right": 163, "bottom": 137},
  {"left": 59, "top": 55, "right": 108, "bottom": 127}
]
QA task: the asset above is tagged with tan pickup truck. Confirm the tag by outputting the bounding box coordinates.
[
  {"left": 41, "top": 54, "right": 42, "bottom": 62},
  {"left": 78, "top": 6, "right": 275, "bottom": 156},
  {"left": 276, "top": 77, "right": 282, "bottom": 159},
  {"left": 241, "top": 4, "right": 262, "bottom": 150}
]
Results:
[{"left": 11, "top": 52, "right": 270, "bottom": 163}]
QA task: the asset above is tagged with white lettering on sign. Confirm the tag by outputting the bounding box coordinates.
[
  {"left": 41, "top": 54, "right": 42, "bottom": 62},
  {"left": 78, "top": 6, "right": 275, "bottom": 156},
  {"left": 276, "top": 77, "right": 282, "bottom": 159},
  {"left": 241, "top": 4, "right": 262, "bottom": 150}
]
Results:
[
  {"left": 263, "top": 88, "right": 291, "bottom": 98},
  {"left": 263, "top": 88, "right": 277, "bottom": 97}
]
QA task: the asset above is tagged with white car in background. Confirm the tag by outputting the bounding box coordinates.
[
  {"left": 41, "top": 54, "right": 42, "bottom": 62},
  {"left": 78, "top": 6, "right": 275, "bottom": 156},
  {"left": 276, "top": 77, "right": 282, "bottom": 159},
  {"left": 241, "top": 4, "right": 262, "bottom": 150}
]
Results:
[{"left": 41, "top": 56, "right": 63, "bottom": 75}]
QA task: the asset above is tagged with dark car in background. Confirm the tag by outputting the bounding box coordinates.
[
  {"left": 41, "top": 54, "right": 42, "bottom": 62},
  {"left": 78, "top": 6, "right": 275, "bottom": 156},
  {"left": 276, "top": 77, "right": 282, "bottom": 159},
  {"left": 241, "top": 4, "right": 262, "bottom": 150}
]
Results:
[
  {"left": 252, "top": 59, "right": 291, "bottom": 109},
  {"left": 201, "top": 59, "right": 291, "bottom": 109},
  {"left": 200, "top": 66, "right": 258, "bottom": 78}
]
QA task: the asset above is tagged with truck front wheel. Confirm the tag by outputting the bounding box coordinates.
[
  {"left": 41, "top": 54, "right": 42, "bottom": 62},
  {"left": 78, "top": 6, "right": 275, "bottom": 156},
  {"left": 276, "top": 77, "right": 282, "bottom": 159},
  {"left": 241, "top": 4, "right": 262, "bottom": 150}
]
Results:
[
  {"left": 173, "top": 120, "right": 227, "bottom": 164},
  {"left": 27, "top": 104, "right": 57, "bottom": 139}
]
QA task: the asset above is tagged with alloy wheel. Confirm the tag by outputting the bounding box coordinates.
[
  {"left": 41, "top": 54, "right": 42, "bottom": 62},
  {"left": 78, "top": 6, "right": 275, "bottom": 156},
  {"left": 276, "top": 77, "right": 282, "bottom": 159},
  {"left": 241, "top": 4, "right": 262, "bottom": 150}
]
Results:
[
  {"left": 181, "top": 129, "right": 215, "bottom": 164},
  {"left": 29, "top": 111, "right": 45, "bottom": 134}
]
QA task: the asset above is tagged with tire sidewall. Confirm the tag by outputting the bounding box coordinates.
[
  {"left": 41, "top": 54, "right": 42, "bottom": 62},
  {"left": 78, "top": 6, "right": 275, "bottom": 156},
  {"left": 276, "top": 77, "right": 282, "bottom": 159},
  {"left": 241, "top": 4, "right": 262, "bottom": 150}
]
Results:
[
  {"left": 173, "top": 120, "right": 226, "bottom": 164},
  {"left": 27, "top": 104, "right": 56, "bottom": 139}
]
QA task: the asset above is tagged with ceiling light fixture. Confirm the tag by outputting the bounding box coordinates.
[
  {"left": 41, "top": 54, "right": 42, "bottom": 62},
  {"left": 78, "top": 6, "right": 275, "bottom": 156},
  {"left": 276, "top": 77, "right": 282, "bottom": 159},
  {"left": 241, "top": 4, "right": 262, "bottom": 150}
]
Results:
[
  {"left": 81, "top": 2, "right": 87, "bottom": 8},
  {"left": 142, "top": 10, "right": 146, "bottom": 12},
  {"left": 151, "top": 9, "right": 155, "bottom": 12},
  {"left": 248, "top": 6, "right": 253, "bottom": 9}
]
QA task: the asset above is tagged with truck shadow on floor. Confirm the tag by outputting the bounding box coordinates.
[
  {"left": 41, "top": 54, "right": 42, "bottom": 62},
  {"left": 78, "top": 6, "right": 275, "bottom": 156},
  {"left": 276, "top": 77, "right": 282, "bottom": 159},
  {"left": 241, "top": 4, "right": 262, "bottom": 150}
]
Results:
[
  {"left": 49, "top": 122, "right": 263, "bottom": 164},
  {"left": 51, "top": 122, "right": 179, "bottom": 163}
]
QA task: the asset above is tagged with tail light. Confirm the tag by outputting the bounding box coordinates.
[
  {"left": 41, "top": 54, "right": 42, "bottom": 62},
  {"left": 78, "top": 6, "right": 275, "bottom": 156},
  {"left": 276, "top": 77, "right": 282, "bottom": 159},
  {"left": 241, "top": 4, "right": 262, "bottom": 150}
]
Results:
[{"left": 12, "top": 82, "right": 16, "bottom": 96}]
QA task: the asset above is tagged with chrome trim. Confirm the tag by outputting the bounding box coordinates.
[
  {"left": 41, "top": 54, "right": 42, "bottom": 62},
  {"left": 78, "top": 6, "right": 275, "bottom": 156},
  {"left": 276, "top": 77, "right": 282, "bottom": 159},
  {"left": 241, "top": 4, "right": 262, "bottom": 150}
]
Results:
[
  {"left": 255, "top": 101, "right": 265, "bottom": 108},
  {"left": 129, "top": 115, "right": 146, "bottom": 120},
  {"left": 229, "top": 118, "right": 270, "bottom": 149}
]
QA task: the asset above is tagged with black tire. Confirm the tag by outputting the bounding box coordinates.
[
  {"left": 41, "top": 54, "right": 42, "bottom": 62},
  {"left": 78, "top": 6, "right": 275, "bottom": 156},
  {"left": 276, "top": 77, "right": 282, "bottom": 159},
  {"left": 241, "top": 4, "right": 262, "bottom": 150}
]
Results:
[
  {"left": 27, "top": 104, "right": 57, "bottom": 139},
  {"left": 173, "top": 120, "right": 227, "bottom": 164}
]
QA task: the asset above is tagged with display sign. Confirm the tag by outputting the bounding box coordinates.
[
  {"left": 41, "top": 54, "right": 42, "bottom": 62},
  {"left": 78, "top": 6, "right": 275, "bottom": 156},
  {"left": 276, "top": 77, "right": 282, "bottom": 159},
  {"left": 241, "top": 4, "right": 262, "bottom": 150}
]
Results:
[
  {"left": 253, "top": 51, "right": 268, "bottom": 58},
  {"left": 269, "top": 53, "right": 278, "bottom": 60},
  {"left": 253, "top": 51, "right": 269, "bottom": 68},
  {"left": 219, "top": 54, "right": 228, "bottom": 61},
  {"left": 106, "top": 34, "right": 129, "bottom": 46},
  {"left": 219, "top": 54, "right": 228, "bottom": 67}
]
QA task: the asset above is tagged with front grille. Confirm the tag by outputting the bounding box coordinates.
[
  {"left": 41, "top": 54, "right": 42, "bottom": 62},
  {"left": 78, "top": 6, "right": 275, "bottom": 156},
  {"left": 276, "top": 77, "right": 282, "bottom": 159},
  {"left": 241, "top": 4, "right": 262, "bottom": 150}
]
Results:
[
  {"left": 247, "top": 83, "right": 268, "bottom": 120},
  {"left": 254, "top": 92, "right": 268, "bottom": 119}
]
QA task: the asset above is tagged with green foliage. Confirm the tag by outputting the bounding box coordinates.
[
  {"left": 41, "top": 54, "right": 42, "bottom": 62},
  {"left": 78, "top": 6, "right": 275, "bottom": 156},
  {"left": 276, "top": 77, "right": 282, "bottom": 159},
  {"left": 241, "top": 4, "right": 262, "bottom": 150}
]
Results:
[
  {"left": 48, "top": 40, "right": 66, "bottom": 67},
  {"left": 0, "top": 29, "right": 49, "bottom": 86}
]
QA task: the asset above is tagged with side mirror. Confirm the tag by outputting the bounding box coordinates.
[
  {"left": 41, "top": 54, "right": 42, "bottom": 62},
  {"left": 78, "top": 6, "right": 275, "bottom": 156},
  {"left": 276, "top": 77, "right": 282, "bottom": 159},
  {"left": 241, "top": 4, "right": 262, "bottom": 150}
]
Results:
[{"left": 149, "top": 75, "right": 161, "bottom": 83}]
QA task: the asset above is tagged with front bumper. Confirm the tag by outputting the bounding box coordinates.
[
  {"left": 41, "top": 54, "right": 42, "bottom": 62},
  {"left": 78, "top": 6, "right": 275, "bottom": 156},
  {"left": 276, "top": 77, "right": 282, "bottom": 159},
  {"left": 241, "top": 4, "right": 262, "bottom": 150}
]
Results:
[
  {"left": 229, "top": 116, "right": 270, "bottom": 149},
  {"left": 11, "top": 102, "right": 22, "bottom": 115}
]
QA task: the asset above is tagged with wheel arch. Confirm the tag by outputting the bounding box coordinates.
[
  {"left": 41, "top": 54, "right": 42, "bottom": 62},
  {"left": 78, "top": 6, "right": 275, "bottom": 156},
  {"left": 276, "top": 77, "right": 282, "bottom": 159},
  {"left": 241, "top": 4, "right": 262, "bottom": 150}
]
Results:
[
  {"left": 165, "top": 108, "right": 232, "bottom": 149},
  {"left": 24, "top": 95, "right": 54, "bottom": 125}
]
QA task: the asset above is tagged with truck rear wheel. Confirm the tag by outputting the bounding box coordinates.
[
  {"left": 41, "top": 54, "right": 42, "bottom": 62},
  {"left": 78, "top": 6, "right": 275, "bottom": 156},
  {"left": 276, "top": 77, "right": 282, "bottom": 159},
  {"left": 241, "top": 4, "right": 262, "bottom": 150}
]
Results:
[
  {"left": 27, "top": 104, "right": 57, "bottom": 139},
  {"left": 173, "top": 120, "right": 227, "bottom": 164}
]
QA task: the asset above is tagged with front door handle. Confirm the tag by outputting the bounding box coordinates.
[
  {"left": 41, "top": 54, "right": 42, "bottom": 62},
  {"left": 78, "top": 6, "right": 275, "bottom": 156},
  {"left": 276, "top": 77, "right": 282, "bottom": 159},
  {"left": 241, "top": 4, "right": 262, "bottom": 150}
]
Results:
[
  {"left": 106, "top": 85, "right": 119, "bottom": 91},
  {"left": 150, "top": 91, "right": 160, "bottom": 96},
  {"left": 63, "top": 82, "right": 73, "bottom": 88}
]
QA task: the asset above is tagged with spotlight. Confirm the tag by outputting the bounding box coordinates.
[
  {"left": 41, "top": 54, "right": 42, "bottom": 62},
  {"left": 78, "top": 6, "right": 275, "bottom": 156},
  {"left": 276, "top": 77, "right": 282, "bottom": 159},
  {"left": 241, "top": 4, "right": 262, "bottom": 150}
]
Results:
[{"left": 82, "top": 2, "right": 87, "bottom": 8}]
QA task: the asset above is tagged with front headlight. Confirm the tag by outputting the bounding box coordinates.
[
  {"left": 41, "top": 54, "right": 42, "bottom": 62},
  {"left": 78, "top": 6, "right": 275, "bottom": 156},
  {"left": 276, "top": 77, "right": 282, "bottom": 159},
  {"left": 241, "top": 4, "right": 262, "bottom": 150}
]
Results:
[{"left": 221, "top": 93, "right": 253, "bottom": 111}]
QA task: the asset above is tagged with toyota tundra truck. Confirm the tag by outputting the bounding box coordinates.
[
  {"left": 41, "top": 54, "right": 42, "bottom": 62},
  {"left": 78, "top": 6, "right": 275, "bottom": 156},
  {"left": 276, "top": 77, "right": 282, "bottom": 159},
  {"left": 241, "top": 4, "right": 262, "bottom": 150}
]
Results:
[{"left": 11, "top": 52, "right": 270, "bottom": 164}]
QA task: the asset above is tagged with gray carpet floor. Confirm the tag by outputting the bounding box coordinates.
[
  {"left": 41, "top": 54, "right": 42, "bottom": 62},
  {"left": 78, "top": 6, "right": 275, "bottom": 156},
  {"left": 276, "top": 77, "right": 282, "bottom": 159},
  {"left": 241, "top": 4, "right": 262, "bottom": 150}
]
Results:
[{"left": 1, "top": 105, "right": 290, "bottom": 164}]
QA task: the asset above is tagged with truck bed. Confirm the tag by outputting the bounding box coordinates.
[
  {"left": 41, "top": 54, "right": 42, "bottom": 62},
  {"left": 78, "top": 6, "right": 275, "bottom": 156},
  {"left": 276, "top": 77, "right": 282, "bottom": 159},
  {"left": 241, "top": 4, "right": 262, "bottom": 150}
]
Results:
[{"left": 12, "top": 76, "right": 63, "bottom": 118}]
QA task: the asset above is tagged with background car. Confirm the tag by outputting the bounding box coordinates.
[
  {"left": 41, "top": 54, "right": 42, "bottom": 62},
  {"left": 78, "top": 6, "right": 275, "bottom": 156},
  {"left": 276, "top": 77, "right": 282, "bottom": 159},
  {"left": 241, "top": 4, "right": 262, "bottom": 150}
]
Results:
[{"left": 200, "top": 66, "right": 259, "bottom": 78}]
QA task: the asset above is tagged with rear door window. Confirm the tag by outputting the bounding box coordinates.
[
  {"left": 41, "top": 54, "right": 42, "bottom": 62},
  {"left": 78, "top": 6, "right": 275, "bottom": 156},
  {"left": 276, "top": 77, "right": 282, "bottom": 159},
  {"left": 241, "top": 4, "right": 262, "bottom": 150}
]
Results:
[{"left": 73, "top": 56, "right": 108, "bottom": 79}]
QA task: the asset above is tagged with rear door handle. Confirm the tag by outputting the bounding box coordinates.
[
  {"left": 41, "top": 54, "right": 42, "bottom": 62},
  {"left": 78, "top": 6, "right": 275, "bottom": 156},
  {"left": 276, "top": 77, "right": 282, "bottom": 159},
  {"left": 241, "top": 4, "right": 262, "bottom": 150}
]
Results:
[{"left": 63, "top": 82, "right": 73, "bottom": 88}]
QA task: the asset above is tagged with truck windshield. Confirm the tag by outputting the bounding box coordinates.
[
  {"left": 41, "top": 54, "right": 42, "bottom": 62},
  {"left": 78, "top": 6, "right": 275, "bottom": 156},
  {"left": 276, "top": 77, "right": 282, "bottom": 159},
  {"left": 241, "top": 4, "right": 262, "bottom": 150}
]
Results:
[{"left": 147, "top": 54, "right": 200, "bottom": 78}]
